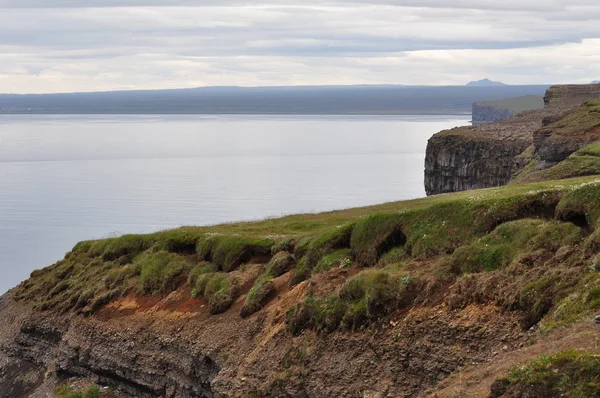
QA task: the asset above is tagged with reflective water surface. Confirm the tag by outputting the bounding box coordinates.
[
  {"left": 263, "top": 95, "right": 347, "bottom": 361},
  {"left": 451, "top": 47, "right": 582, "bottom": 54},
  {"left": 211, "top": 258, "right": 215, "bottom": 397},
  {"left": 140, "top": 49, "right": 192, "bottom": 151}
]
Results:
[{"left": 0, "top": 114, "right": 469, "bottom": 293}]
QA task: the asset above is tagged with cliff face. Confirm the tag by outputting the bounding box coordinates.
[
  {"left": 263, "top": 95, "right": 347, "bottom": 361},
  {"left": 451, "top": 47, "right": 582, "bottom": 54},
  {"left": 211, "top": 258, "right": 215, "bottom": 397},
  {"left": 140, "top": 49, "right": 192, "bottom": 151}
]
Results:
[
  {"left": 425, "top": 113, "right": 541, "bottom": 195},
  {"left": 471, "top": 95, "right": 544, "bottom": 125},
  {"left": 425, "top": 84, "right": 600, "bottom": 196},
  {"left": 471, "top": 104, "right": 514, "bottom": 124}
]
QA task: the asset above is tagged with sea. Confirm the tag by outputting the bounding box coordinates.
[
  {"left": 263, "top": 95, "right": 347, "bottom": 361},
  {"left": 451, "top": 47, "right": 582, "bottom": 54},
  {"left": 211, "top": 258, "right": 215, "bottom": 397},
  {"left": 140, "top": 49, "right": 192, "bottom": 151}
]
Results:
[{"left": 0, "top": 114, "right": 469, "bottom": 294}]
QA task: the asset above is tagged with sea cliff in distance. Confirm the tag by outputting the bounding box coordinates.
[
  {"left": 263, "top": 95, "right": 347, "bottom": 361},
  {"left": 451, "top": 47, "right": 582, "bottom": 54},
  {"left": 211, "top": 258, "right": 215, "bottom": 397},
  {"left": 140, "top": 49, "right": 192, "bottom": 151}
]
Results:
[{"left": 0, "top": 84, "right": 549, "bottom": 115}]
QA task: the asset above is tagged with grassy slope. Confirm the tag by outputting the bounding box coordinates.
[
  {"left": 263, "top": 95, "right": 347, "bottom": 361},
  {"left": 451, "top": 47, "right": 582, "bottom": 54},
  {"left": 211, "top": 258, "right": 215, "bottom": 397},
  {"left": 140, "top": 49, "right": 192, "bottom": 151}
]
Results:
[
  {"left": 513, "top": 100, "right": 600, "bottom": 183},
  {"left": 12, "top": 174, "right": 600, "bottom": 397},
  {"left": 14, "top": 175, "right": 600, "bottom": 319}
]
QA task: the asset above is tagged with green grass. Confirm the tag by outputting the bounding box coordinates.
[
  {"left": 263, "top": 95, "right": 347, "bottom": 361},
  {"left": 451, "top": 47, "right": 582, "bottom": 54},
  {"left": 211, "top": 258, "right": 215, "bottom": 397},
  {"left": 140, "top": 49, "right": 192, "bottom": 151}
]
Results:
[
  {"left": 452, "top": 219, "right": 583, "bottom": 273},
  {"left": 549, "top": 99, "right": 600, "bottom": 131},
  {"left": 194, "top": 272, "right": 239, "bottom": 314},
  {"left": 498, "top": 350, "right": 600, "bottom": 397},
  {"left": 240, "top": 272, "right": 275, "bottom": 318},
  {"left": 314, "top": 249, "right": 351, "bottom": 273},
  {"left": 518, "top": 142, "right": 600, "bottom": 183},
  {"left": 350, "top": 214, "right": 403, "bottom": 266},
  {"left": 196, "top": 235, "right": 274, "bottom": 272},
  {"left": 55, "top": 384, "right": 100, "bottom": 398},
  {"left": 137, "top": 251, "right": 190, "bottom": 295},
  {"left": 14, "top": 175, "right": 600, "bottom": 319},
  {"left": 286, "top": 269, "right": 416, "bottom": 334},
  {"left": 303, "top": 224, "right": 354, "bottom": 267},
  {"left": 556, "top": 182, "right": 600, "bottom": 228},
  {"left": 266, "top": 251, "right": 296, "bottom": 277}
]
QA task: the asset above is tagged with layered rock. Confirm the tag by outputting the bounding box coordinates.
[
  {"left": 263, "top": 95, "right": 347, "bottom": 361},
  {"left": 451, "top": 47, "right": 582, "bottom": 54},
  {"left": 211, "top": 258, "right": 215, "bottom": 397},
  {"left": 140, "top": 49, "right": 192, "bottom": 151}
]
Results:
[
  {"left": 472, "top": 95, "right": 544, "bottom": 125},
  {"left": 425, "top": 84, "right": 600, "bottom": 195}
]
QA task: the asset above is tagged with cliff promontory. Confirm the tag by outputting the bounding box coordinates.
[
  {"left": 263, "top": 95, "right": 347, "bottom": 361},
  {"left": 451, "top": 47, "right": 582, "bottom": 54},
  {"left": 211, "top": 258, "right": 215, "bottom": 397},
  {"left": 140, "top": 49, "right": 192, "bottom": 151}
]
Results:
[
  {"left": 425, "top": 84, "right": 600, "bottom": 195},
  {"left": 472, "top": 95, "right": 544, "bottom": 124}
]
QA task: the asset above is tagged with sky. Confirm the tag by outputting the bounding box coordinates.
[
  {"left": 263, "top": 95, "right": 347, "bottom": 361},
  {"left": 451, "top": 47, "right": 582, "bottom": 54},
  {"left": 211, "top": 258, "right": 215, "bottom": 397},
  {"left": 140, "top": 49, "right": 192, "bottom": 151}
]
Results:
[{"left": 1, "top": 0, "right": 600, "bottom": 93}]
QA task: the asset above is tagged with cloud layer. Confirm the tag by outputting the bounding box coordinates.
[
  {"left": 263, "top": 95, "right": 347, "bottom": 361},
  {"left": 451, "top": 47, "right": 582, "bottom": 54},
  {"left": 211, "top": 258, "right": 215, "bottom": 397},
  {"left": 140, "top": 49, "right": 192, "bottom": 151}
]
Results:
[{"left": 1, "top": 1, "right": 599, "bottom": 93}]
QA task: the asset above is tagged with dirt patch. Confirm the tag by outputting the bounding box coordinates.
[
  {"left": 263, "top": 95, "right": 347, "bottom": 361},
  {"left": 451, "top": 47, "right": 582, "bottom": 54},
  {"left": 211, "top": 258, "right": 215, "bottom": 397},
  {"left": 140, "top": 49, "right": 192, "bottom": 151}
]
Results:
[{"left": 425, "top": 320, "right": 600, "bottom": 398}]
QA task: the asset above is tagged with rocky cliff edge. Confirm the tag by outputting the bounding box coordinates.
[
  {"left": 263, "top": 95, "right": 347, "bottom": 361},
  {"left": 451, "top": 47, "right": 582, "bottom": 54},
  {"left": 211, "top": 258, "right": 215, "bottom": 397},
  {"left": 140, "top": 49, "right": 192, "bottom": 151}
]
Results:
[{"left": 425, "top": 84, "right": 600, "bottom": 196}]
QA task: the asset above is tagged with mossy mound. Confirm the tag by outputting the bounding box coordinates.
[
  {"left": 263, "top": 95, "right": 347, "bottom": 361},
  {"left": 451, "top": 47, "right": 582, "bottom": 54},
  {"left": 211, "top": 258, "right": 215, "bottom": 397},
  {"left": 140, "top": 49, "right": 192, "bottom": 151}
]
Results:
[
  {"left": 490, "top": 350, "right": 600, "bottom": 398},
  {"left": 240, "top": 273, "right": 275, "bottom": 318},
  {"left": 452, "top": 219, "right": 582, "bottom": 273},
  {"left": 194, "top": 272, "right": 240, "bottom": 314},
  {"left": 286, "top": 269, "right": 417, "bottom": 334},
  {"left": 196, "top": 235, "right": 273, "bottom": 272},
  {"left": 14, "top": 176, "right": 600, "bottom": 328},
  {"left": 350, "top": 214, "right": 404, "bottom": 266}
]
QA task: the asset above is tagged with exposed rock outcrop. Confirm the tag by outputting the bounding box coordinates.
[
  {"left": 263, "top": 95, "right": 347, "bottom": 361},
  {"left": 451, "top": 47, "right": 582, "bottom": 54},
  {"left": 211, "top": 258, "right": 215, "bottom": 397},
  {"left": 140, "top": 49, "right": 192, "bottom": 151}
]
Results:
[
  {"left": 425, "top": 84, "right": 600, "bottom": 195},
  {"left": 472, "top": 95, "right": 544, "bottom": 125},
  {"left": 471, "top": 104, "right": 514, "bottom": 124}
]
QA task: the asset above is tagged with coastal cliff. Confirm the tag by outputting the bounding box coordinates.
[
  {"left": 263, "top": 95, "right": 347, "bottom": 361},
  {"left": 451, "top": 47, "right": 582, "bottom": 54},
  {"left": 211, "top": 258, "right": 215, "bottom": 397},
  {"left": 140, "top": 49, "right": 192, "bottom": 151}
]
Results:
[
  {"left": 471, "top": 95, "right": 544, "bottom": 125},
  {"left": 3, "top": 176, "right": 600, "bottom": 397},
  {"left": 425, "top": 84, "right": 600, "bottom": 195},
  {"left": 5, "top": 86, "right": 600, "bottom": 398}
]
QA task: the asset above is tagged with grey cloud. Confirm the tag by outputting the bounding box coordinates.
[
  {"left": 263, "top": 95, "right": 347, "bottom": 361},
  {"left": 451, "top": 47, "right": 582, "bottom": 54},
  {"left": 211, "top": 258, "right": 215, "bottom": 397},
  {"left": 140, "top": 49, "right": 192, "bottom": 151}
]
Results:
[{"left": 0, "top": 1, "right": 600, "bottom": 92}]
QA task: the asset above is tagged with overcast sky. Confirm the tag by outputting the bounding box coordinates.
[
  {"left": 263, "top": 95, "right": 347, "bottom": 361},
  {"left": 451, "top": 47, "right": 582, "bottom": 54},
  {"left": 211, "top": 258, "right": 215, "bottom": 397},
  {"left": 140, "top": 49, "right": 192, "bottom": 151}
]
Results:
[{"left": 1, "top": 0, "right": 599, "bottom": 93}]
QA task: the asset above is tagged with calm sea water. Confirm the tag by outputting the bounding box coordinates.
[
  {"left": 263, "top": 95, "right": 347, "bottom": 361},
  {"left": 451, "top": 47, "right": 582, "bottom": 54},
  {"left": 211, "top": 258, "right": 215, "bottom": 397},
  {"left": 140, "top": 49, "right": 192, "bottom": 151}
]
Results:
[{"left": 0, "top": 114, "right": 469, "bottom": 293}]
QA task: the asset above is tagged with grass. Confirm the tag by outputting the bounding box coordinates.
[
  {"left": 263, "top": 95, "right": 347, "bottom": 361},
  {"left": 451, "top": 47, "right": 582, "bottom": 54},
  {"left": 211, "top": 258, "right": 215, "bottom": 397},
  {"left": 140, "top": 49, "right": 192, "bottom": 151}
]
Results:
[
  {"left": 194, "top": 272, "right": 239, "bottom": 314},
  {"left": 451, "top": 219, "right": 583, "bottom": 273},
  {"left": 547, "top": 99, "right": 600, "bottom": 132},
  {"left": 556, "top": 182, "right": 600, "bottom": 228},
  {"left": 494, "top": 350, "right": 600, "bottom": 397},
  {"left": 137, "top": 251, "right": 190, "bottom": 295},
  {"left": 518, "top": 142, "right": 600, "bottom": 183},
  {"left": 240, "top": 272, "right": 275, "bottom": 318},
  {"left": 196, "top": 235, "right": 274, "bottom": 272},
  {"left": 313, "top": 249, "right": 351, "bottom": 273},
  {"left": 55, "top": 384, "right": 101, "bottom": 398},
  {"left": 303, "top": 223, "right": 354, "bottom": 267},
  {"left": 286, "top": 269, "right": 416, "bottom": 334},
  {"left": 14, "top": 175, "right": 600, "bottom": 320},
  {"left": 350, "top": 214, "right": 404, "bottom": 266},
  {"left": 266, "top": 251, "right": 296, "bottom": 277}
]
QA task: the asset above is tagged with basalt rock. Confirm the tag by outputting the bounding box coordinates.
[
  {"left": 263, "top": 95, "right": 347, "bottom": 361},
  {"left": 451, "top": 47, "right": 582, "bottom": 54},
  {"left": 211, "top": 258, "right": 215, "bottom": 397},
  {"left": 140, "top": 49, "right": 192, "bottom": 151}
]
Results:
[{"left": 425, "top": 84, "right": 600, "bottom": 195}]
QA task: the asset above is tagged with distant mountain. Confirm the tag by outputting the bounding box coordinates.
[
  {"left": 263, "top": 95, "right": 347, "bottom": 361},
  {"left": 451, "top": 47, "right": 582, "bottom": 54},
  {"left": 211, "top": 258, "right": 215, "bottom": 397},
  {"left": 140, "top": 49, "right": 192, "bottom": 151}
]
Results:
[
  {"left": 467, "top": 79, "right": 507, "bottom": 87},
  {"left": 593, "top": 81, "right": 600, "bottom": 84},
  {"left": 0, "top": 84, "right": 550, "bottom": 115}
]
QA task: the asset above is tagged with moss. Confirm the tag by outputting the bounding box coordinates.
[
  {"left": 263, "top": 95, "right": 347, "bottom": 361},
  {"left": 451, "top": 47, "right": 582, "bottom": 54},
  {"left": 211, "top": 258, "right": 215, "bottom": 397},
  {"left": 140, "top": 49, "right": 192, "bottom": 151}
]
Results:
[
  {"left": 304, "top": 224, "right": 354, "bottom": 267},
  {"left": 287, "top": 269, "right": 416, "bottom": 334},
  {"left": 313, "top": 249, "right": 351, "bottom": 273},
  {"left": 203, "top": 273, "right": 239, "bottom": 314},
  {"left": 187, "top": 262, "right": 216, "bottom": 286},
  {"left": 197, "top": 235, "right": 273, "bottom": 272},
  {"left": 153, "top": 230, "right": 201, "bottom": 254},
  {"left": 452, "top": 219, "right": 582, "bottom": 274},
  {"left": 240, "top": 273, "right": 275, "bottom": 318},
  {"left": 266, "top": 251, "right": 296, "bottom": 277},
  {"left": 556, "top": 182, "right": 600, "bottom": 229},
  {"left": 101, "top": 234, "right": 153, "bottom": 261},
  {"left": 351, "top": 214, "right": 404, "bottom": 266},
  {"left": 193, "top": 273, "right": 239, "bottom": 314},
  {"left": 497, "top": 350, "right": 600, "bottom": 397},
  {"left": 137, "top": 251, "right": 190, "bottom": 294}
]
